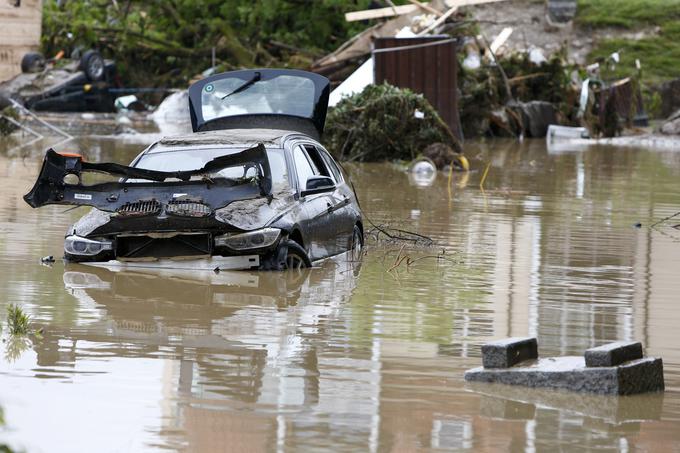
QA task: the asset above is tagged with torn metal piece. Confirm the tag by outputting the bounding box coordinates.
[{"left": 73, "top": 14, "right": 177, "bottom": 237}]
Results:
[{"left": 23, "top": 143, "right": 272, "bottom": 211}]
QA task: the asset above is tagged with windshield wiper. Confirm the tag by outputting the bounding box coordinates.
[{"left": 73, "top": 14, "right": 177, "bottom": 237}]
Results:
[{"left": 221, "top": 71, "right": 261, "bottom": 100}]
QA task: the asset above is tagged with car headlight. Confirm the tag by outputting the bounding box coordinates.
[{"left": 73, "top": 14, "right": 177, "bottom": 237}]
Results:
[
  {"left": 64, "top": 236, "right": 113, "bottom": 256},
  {"left": 214, "top": 228, "right": 281, "bottom": 250}
]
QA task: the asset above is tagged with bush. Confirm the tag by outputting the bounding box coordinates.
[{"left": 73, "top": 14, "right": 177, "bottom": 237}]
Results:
[{"left": 325, "top": 83, "right": 462, "bottom": 162}]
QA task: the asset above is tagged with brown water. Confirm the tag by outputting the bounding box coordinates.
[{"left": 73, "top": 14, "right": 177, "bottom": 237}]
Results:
[{"left": 1, "top": 127, "right": 680, "bottom": 452}]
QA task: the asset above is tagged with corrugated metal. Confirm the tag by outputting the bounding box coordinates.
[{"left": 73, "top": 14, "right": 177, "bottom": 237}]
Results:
[{"left": 373, "top": 36, "right": 461, "bottom": 140}]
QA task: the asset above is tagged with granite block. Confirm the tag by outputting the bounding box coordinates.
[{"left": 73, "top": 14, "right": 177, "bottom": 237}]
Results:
[
  {"left": 585, "top": 341, "right": 643, "bottom": 367},
  {"left": 481, "top": 337, "right": 538, "bottom": 369}
]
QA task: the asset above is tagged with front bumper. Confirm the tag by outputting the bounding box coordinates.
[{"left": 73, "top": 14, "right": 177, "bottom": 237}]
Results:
[{"left": 84, "top": 255, "right": 260, "bottom": 272}]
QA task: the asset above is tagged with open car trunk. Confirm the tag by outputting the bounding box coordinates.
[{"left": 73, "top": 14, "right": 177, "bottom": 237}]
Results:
[{"left": 187, "top": 69, "right": 330, "bottom": 140}]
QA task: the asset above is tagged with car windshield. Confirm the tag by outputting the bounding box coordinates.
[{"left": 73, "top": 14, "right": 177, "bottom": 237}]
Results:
[
  {"left": 200, "top": 74, "right": 315, "bottom": 122},
  {"left": 132, "top": 147, "right": 290, "bottom": 190}
]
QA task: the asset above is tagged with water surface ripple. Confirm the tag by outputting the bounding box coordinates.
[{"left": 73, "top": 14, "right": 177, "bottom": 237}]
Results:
[{"left": 1, "top": 136, "right": 680, "bottom": 451}]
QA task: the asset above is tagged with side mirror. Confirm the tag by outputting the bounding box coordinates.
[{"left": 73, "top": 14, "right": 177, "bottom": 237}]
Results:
[{"left": 301, "top": 175, "right": 335, "bottom": 197}]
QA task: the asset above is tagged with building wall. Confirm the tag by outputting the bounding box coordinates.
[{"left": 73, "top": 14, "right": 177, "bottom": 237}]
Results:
[{"left": 0, "top": 0, "right": 42, "bottom": 82}]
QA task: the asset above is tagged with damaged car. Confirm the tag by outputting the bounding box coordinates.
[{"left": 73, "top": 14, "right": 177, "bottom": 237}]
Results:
[{"left": 24, "top": 69, "right": 363, "bottom": 270}]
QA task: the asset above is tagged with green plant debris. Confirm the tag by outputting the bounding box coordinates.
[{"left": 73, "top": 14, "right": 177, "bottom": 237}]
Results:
[
  {"left": 0, "top": 107, "right": 19, "bottom": 137},
  {"left": 6, "top": 304, "right": 30, "bottom": 336},
  {"left": 41, "top": 0, "right": 372, "bottom": 88},
  {"left": 325, "top": 83, "right": 462, "bottom": 162},
  {"left": 458, "top": 52, "right": 578, "bottom": 137}
]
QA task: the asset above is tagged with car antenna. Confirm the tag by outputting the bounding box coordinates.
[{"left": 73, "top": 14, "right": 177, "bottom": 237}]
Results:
[{"left": 221, "top": 71, "right": 261, "bottom": 100}]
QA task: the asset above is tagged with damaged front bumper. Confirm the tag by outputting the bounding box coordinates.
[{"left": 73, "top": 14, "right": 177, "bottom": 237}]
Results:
[
  {"left": 23, "top": 145, "right": 272, "bottom": 212},
  {"left": 84, "top": 255, "right": 261, "bottom": 272}
]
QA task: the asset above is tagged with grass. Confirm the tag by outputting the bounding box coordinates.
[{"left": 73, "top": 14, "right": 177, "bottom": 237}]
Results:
[
  {"left": 6, "top": 304, "right": 30, "bottom": 336},
  {"left": 577, "top": 0, "right": 680, "bottom": 87},
  {"left": 577, "top": 0, "right": 680, "bottom": 28}
]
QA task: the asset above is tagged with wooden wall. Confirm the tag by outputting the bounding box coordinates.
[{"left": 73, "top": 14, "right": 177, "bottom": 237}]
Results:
[{"left": 0, "top": 0, "right": 42, "bottom": 82}]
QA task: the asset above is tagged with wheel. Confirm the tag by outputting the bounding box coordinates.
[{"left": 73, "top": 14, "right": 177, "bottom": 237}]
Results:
[
  {"left": 79, "top": 50, "right": 105, "bottom": 81},
  {"left": 262, "top": 239, "right": 311, "bottom": 271},
  {"left": 21, "top": 52, "right": 46, "bottom": 73},
  {"left": 282, "top": 240, "right": 311, "bottom": 270},
  {"left": 349, "top": 225, "right": 363, "bottom": 260}
]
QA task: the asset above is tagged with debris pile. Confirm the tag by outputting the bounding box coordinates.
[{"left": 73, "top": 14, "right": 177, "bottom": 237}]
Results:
[
  {"left": 325, "top": 83, "right": 462, "bottom": 162},
  {"left": 0, "top": 106, "right": 19, "bottom": 137},
  {"left": 458, "top": 52, "right": 576, "bottom": 138}
]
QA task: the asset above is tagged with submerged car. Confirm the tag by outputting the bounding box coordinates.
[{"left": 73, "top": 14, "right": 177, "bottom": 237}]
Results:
[{"left": 24, "top": 69, "right": 363, "bottom": 270}]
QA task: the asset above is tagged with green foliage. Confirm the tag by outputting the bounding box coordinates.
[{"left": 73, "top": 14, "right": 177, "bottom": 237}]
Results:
[
  {"left": 0, "top": 107, "right": 19, "bottom": 137},
  {"left": 458, "top": 52, "right": 577, "bottom": 137},
  {"left": 579, "top": 0, "right": 680, "bottom": 87},
  {"left": 325, "top": 83, "right": 461, "bottom": 162},
  {"left": 577, "top": 0, "right": 680, "bottom": 28},
  {"left": 41, "top": 0, "right": 371, "bottom": 87},
  {"left": 587, "top": 32, "right": 680, "bottom": 86},
  {"left": 6, "top": 304, "right": 30, "bottom": 336}
]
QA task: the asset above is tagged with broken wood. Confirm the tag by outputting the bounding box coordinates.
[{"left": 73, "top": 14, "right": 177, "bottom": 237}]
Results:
[
  {"left": 416, "top": 5, "right": 459, "bottom": 36},
  {"left": 345, "top": 0, "right": 507, "bottom": 22},
  {"left": 406, "top": 0, "right": 443, "bottom": 17}
]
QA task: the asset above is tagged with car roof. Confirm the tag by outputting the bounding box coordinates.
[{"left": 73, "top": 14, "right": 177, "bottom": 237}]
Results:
[{"left": 145, "top": 128, "right": 317, "bottom": 154}]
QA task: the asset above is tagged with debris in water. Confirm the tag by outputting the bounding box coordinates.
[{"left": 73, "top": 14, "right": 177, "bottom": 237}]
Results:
[
  {"left": 465, "top": 337, "right": 665, "bottom": 395},
  {"left": 325, "top": 83, "right": 463, "bottom": 162},
  {"left": 6, "top": 304, "right": 30, "bottom": 336}
]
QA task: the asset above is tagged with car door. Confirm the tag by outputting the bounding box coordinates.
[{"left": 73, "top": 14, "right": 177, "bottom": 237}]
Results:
[
  {"left": 305, "top": 145, "right": 355, "bottom": 254},
  {"left": 291, "top": 144, "right": 336, "bottom": 260}
]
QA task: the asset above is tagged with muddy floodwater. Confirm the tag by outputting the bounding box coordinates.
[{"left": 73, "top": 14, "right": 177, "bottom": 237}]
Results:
[{"left": 1, "top": 122, "right": 680, "bottom": 452}]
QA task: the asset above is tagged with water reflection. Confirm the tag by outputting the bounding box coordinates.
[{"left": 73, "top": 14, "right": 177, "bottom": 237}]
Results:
[
  {"left": 2, "top": 133, "right": 680, "bottom": 451},
  {"left": 36, "top": 257, "right": 358, "bottom": 450}
]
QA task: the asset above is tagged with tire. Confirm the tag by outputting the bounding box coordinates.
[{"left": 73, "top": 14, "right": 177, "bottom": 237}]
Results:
[
  {"left": 281, "top": 239, "right": 311, "bottom": 270},
  {"left": 349, "top": 224, "right": 363, "bottom": 261},
  {"left": 79, "top": 50, "right": 105, "bottom": 81},
  {"left": 262, "top": 239, "right": 311, "bottom": 271},
  {"left": 21, "top": 52, "right": 46, "bottom": 74}
]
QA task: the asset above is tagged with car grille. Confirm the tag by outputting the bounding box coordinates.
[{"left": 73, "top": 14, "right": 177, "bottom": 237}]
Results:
[
  {"left": 116, "top": 233, "right": 211, "bottom": 259},
  {"left": 166, "top": 200, "right": 212, "bottom": 217},
  {"left": 117, "top": 200, "right": 161, "bottom": 217}
]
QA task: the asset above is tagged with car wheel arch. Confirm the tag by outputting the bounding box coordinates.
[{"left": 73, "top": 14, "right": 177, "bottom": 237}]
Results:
[{"left": 288, "top": 228, "right": 305, "bottom": 249}]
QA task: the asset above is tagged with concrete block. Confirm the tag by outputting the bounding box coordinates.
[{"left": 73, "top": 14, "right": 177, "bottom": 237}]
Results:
[
  {"left": 585, "top": 341, "right": 643, "bottom": 367},
  {"left": 465, "top": 356, "right": 664, "bottom": 395},
  {"left": 481, "top": 337, "right": 538, "bottom": 369}
]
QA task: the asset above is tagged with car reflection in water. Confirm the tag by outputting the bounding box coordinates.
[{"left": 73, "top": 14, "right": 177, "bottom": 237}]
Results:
[{"left": 41, "top": 254, "right": 361, "bottom": 450}]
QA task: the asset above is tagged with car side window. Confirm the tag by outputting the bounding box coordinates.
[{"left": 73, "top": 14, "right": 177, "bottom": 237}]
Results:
[
  {"left": 317, "top": 148, "right": 343, "bottom": 183},
  {"left": 303, "top": 145, "right": 333, "bottom": 180},
  {"left": 293, "top": 145, "right": 317, "bottom": 189}
]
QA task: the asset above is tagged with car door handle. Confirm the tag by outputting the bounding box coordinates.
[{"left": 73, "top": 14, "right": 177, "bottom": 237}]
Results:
[{"left": 326, "top": 202, "right": 333, "bottom": 213}]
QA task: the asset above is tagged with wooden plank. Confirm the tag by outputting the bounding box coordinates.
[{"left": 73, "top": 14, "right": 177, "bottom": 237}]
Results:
[
  {"left": 406, "top": 0, "right": 442, "bottom": 17},
  {"left": 345, "top": 4, "right": 420, "bottom": 22},
  {"left": 345, "top": 0, "right": 507, "bottom": 22},
  {"left": 416, "top": 5, "right": 459, "bottom": 36}
]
